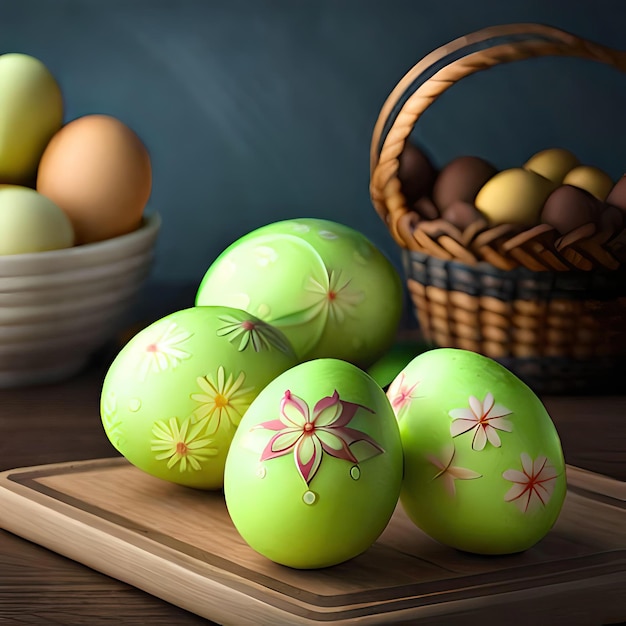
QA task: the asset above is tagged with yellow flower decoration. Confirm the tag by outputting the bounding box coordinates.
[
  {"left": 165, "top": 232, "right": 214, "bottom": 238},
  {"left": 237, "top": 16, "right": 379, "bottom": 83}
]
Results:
[
  {"left": 151, "top": 416, "right": 218, "bottom": 472},
  {"left": 191, "top": 366, "right": 255, "bottom": 434}
]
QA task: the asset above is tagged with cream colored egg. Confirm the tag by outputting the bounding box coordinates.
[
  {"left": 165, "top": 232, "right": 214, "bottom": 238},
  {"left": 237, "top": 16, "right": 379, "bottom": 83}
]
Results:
[
  {"left": 36, "top": 114, "right": 152, "bottom": 244},
  {"left": 0, "top": 53, "right": 63, "bottom": 186},
  {"left": 523, "top": 148, "right": 579, "bottom": 184},
  {"left": 0, "top": 185, "right": 74, "bottom": 254},
  {"left": 475, "top": 168, "right": 557, "bottom": 226},
  {"left": 562, "top": 165, "right": 613, "bottom": 201}
]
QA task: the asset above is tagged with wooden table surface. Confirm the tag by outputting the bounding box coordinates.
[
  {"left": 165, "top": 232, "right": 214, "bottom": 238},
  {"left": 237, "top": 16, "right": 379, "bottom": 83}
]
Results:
[{"left": 0, "top": 336, "right": 624, "bottom": 625}]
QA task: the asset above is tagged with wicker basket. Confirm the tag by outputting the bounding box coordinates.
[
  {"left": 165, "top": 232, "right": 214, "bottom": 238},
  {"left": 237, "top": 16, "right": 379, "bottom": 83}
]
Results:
[{"left": 369, "top": 23, "right": 626, "bottom": 394}]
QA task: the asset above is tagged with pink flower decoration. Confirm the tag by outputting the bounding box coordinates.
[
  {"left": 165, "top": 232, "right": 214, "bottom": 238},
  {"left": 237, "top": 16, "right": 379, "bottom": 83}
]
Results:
[
  {"left": 449, "top": 393, "right": 513, "bottom": 451},
  {"left": 386, "top": 373, "right": 420, "bottom": 416},
  {"left": 256, "top": 390, "right": 383, "bottom": 485},
  {"left": 427, "top": 443, "right": 482, "bottom": 497},
  {"left": 503, "top": 452, "right": 559, "bottom": 513}
]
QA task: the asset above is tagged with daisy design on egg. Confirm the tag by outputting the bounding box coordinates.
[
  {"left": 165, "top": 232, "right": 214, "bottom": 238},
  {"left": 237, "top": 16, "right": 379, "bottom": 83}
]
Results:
[
  {"left": 255, "top": 389, "right": 383, "bottom": 486},
  {"left": 151, "top": 416, "right": 218, "bottom": 472},
  {"left": 138, "top": 321, "right": 192, "bottom": 381},
  {"left": 191, "top": 366, "right": 254, "bottom": 434},
  {"left": 449, "top": 392, "right": 513, "bottom": 451}
]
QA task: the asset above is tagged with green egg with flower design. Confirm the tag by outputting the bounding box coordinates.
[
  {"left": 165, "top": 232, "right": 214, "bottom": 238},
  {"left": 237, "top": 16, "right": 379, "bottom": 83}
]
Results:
[
  {"left": 387, "top": 348, "right": 567, "bottom": 555},
  {"left": 224, "top": 358, "right": 403, "bottom": 569},
  {"left": 195, "top": 218, "right": 403, "bottom": 369},
  {"left": 100, "top": 306, "right": 298, "bottom": 489}
]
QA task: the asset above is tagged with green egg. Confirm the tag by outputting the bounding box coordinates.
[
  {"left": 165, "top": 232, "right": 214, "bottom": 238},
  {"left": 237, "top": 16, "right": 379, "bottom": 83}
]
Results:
[
  {"left": 100, "top": 306, "right": 298, "bottom": 489},
  {"left": 195, "top": 218, "right": 403, "bottom": 369},
  {"left": 387, "top": 348, "right": 567, "bottom": 555},
  {"left": 224, "top": 358, "right": 403, "bottom": 569}
]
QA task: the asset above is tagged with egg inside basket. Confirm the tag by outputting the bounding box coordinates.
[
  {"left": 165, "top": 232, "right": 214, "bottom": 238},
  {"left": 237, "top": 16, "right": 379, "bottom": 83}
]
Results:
[{"left": 369, "top": 23, "right": 626, "bottom": 394}]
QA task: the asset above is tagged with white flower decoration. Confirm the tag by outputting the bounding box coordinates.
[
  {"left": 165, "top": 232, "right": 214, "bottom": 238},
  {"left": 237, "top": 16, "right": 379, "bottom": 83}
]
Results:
[{"left": 449, "top": 392, "right": 513, "bottom": 451}]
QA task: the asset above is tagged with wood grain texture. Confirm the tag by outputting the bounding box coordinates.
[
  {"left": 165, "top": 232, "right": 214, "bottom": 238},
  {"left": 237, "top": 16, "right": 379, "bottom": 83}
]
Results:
[
  {"left": 0, "top": 338, "right": 624, "bottom": 624},
  {"left": 0, "top": 351, "right": 211, "bottom": 625},
  {"left": 0, "top": 459, "right": 624, "bottom": 625}
]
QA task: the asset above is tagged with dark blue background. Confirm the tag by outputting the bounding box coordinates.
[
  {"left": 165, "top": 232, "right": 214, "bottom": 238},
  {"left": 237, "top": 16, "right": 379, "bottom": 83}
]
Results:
[{"left": 2, "top": 0, "right": 625, "bottom": 291}]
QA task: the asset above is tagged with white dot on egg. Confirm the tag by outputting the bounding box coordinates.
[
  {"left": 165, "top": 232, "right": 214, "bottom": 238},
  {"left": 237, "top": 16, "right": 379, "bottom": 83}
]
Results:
[
  {"left": 215, "top": 258, "right": 237, "bottom": 282},
  {"left": 254, "top": 245, "right": 278, "bottom": 267},
  {"left": 292, "top": 222, "right": 310, "bottom": 233},
  {"left": 302, "top": 490, "right": 317, "bottom": 505},
  {"left": 256, "top": 303, "right": 271, "bottom": 318},
  {"left": 318, "top": 230, "right": 338, "bottom": 240},
  {"left": 128, "top": 398, "right": 142, "bottom": 412}
]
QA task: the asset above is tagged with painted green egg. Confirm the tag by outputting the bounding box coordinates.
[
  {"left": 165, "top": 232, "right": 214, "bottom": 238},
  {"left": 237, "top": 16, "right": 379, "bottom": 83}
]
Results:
[
  {"left": 100, "top": 306, "right": 298, "bottom": 489},
  {"left": 195, "top": 218, "right": 403, "bottom": 369},
  {"left": 224, "top": 358, "right": 403, "bottom": 569},
  {"left": 387, "top": 348, "right": 567, "bottom": 555}
]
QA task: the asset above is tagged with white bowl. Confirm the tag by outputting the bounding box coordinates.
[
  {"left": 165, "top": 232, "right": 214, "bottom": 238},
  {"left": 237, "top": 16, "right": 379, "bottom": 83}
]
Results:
[
  {"left": 0, "top": 213, "right": 160, "bottom": 277},
  {"left": 0, "top": 213, "right": 160, "bottom": 388}
]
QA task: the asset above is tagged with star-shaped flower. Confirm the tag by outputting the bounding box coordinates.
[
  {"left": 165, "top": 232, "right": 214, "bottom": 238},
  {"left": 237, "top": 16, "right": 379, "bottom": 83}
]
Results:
[
  {"left": 427, "top": 443, "right": 482, "bottom": 496},
  {"left": 216, "top": 313, "right": 292, "bottom": 354},
  {"left": 503, "top": 452, "right": 559, "bottom": 513},
  {"left": 449, "top": 393, "right": 513, "bottom": 451},
  {"left": 305, "top": 269, "right": 365, "bottom": 324},
  {"left": 255, "top": 390, "right": 383, "bottom": 485}
]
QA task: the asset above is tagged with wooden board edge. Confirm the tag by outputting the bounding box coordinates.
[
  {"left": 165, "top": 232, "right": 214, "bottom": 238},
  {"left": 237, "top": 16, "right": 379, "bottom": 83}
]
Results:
[
  {"left": 2, "top": 458, "right": 623, "bottom": 501},
  {"left": 0, "top": 480, "right": 333, "bottom": 625},
  {"left": 566, "top": 465, "right": 626, "bottom": 503},
  {"left": 0, "top": 458, "right": 624, "bottom": 625},
  {"left": 1, "top": 474, "right": 623, "bottom": 626}
]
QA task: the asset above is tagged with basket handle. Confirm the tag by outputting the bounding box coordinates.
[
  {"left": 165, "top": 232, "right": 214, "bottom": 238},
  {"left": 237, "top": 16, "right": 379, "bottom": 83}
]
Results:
[{"left": 370, "top": 23, "right": 626, "bottom": 248}]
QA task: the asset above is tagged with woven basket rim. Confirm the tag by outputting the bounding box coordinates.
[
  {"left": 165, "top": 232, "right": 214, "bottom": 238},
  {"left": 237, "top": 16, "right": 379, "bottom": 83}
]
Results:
[{"left": 370, "top": 23, "right": 626, "bottom": 273}]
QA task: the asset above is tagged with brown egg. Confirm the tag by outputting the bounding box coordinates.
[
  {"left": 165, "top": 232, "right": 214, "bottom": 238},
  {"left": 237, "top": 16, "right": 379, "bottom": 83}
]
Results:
[
  {"left": 606, "top": 175, "right": 626, "bottom": 211},
  {"left": 397, "top": 142, "right": 437, "bottom": 204},
  {"left": 441, "top": 200, "right": 483, "bottom": 230},
  {"left": 414, "top": 196, "right": 440, "bottom": 220},
  {"left": 540, "top": 185, "right": 603, "bottom": 234},
  {"left": 432, "top": 155, "right": 497, "bottom": 211},
  {"left": 36, "top": 114, "right": 152, "bottom": 244},
  {"left": 598, "top": 203, "right": 625, "bottom": 233}
]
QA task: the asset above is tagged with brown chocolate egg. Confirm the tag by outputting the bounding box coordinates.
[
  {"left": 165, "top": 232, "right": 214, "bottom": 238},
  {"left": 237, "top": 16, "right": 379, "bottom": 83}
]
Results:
[
  {"left": 598, "top": 204, "right": 625, "bottom": 233},
  {"left": 414, "top": 196, "right": 440, "bottom": 220},
  {"left": 540, "top": 185, "right": 603, "bottom": 234},
  {"left": 432, "top": 156, "right": 497, "bottom": 211},
  {"left": 397, "top": 142, "right": 437, "bottom": 203},
  {"left": 441, "top": 200, "right": 483, "bottom": 230},
  {"left": 606, "top": 175, "right": 626, "bottom": 211}
]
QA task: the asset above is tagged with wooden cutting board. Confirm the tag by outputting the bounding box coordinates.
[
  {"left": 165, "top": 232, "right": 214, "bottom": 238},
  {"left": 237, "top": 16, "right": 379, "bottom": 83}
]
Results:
[{"left": 0, "top": 458, "right": 624, "bottom": 625}]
